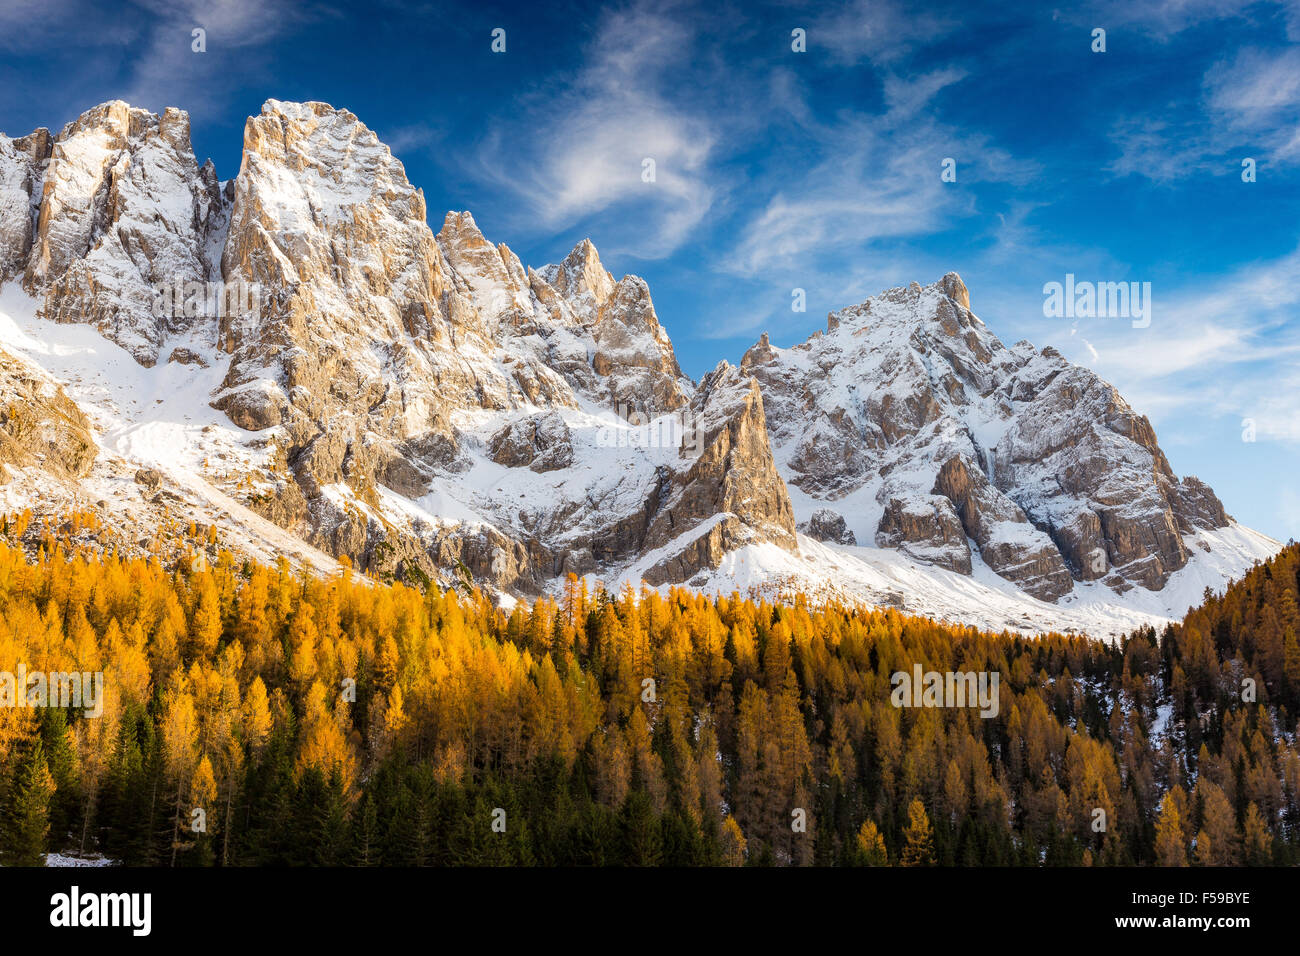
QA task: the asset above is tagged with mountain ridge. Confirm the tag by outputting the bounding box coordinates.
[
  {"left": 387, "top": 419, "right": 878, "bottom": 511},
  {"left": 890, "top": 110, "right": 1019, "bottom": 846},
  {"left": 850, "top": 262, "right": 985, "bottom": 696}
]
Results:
[{"left": 0, "top": 98, "right": 1279, "bottom": 638}]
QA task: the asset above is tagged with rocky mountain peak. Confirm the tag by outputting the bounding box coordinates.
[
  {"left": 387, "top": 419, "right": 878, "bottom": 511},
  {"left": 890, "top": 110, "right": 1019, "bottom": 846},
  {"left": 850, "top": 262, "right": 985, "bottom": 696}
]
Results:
[
  {"left": 7, "top": 100, "right": 223, "bottom": 364},
  {"left": 742, "top": 272, "right": 1233, "bottom": 598},
  {"left": 0, "top": 99, "right": 1267, "bottom": 626},
  {"left": 0, "top": 128, "right": 51, "bottom": 283},
  {"left": 436, "top": 210, "right": 497, "bottom": 268},
  {"left": 234, "top": 98, "right": 427, "bottom": 236},
  {"left": 939, "top": 271, "right": 970, "bottom": 310},
  {"left": 540, "top": 237, "right": 616, "bottom": 317}
]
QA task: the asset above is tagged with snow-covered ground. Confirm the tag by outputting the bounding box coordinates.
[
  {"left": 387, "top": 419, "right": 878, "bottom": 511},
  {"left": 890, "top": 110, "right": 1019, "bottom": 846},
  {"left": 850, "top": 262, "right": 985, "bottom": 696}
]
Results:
[
  {"left": 44, "top": 853, "right": 115, "bottom": 867},
  {"left": 0, "top": 284, "right": 1281, "bottom": 641},
  {"left": 0, "top": 285, "right": 343, "bottom": 575},
  {"left": 603, "top": 522, "right": 1278, "bottom": 640}
]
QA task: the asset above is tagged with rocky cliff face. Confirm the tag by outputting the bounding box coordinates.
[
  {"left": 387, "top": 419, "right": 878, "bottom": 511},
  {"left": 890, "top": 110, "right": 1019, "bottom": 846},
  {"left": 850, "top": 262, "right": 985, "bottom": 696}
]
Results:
[
  {"left": 641, "top": 362, "right": 797, "bottom": 584},
  {"left": 0, "top": 98, "right": 1255, "bottom": 615},
  {"left": 740, "top": 274, "right": 1230, "bottom": 596},
  {"left": 4, "top": 102, "right": 225, "bottom": 365},
  {"left": 0, "top": 129, "right": 49, "bottom": 284},
  {"left": 931, "top": 454, "right": 1073, "bottom": 600},
  {"left": 798, "top": 507, "right": 856, "bottom": 546},
  {"left": 0, "top": 347, "right": 95, "bottom": 481},
  {"left": 0, "top": 99, "right": 790, "bottom": 597},
  {"left": 536, "top": 238, "right": 690, "bottom": 416},
  {"left": 204, "top": 101, "right": 768, "bottom": 591}
]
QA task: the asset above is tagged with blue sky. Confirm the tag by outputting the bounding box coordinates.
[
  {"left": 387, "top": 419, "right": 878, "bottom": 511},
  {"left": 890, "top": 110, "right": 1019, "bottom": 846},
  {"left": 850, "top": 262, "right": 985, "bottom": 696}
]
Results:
[{"left": 2, "top": 0, "right": 1298, "bottom": 540}]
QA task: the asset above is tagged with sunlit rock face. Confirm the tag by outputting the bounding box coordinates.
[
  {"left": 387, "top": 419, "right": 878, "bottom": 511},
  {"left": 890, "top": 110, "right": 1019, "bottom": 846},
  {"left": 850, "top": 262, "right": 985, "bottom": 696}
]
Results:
[
  {"left": 742, "top": 273, "right": 1229, "bottom": 596},
  {"left": 0, "top": 99, "right": 1236, "bottom": 606}
]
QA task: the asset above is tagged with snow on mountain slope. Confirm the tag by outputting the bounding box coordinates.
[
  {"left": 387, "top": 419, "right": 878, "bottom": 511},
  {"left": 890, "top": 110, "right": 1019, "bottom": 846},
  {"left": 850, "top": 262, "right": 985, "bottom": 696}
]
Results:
[
  {"left": 0, "top": 284, "right": 341, "bottom": 575},
  {"left": 1, "top": 99, "right": 797, "bottom": 599},
  {"left": 0, "top": 264, "right": 1279, "bottom": 640},
  {"left": 625, "top": 522, "right": 1277, "bottom": 640},
  {"left": 0, "top": 98, "right": 1283, "bottom": 641},
  {"left": 13, "top": 103, "right": 225, "bottom": 365},
  {"left": 741, "top": 273, "right": 1250, "bottom": 602}
]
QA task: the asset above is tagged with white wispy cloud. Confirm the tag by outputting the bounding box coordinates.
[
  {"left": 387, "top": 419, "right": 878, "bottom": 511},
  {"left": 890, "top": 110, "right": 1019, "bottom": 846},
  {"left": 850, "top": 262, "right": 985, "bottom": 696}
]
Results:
[
  {"left": 1048, "top": 248, "right": 1300, "bottom": 439},
  {"left": 0, "top": 0, "right": 129, "bottom": 49},
  {"left": 0, "top": 0, "right": 312, "bottom": 125},
  {"left": 468, "top": 0, "right": 717, "bottom": 259},
  {"left": 721, "top": 67, "right": 1035, "bottom": 279},
  {"left": 1108, "top": 12, "right": 1300, "bottom": 180},
  {"left": 1106, "top": 117, "right": 1225, "bottom": 183},
  {"left": 120, "top": 0, "right": 314, "bottom": 115},
  {"left": 1205, "top": 46, "right": 1300, "bottom": 162},
  {"left": 809, "top": 0, "right": 954, "bottom": 65},
  {"left": 373, "top": 121, "right": 447, "bottom": 162},
  {"left": 1072, "top": 0, "right": 1294, "bottom": 39}
]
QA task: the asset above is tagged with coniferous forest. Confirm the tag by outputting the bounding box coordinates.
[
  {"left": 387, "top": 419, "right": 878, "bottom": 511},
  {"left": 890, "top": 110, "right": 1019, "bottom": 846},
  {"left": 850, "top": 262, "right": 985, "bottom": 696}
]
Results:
[{"left": 1, "top": 511, "right": 1299, "bottom": 867}]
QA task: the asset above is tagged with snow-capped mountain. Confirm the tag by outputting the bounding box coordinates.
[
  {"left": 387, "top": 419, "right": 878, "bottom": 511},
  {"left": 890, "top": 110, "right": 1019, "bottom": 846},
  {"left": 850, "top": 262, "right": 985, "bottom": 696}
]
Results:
[
  {"left": 740, "top": 274, "right": 1237, "bottom": 600},
  {"left": 0, "top": 99, "right": 1279, "bottom": 638}
]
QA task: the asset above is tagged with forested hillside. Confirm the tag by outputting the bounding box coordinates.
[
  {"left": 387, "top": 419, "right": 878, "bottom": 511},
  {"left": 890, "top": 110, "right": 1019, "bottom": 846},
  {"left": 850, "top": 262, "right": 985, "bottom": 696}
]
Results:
[{"left": 1, "top": 511, "right": 1297, "bottom": 866}]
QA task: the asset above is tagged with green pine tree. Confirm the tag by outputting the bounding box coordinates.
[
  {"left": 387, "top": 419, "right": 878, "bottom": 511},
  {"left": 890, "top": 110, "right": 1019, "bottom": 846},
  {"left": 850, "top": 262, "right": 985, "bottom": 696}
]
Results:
[{"left": 1, "top": 737, "right": 56, "bottom": 866}]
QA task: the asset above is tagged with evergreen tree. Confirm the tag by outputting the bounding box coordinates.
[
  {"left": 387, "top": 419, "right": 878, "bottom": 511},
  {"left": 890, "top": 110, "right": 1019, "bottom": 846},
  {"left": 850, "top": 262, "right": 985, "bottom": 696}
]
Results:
[
  {"left": 1153, "top": 791, "right": 1188, "bottom": 866},
  {"left": 618, "top": 789, "right": 663, "bottom": 866},
  {"left": 1, "top": 737, "right": 55, "bottom": 866},
  {"left": 900, "top": 799, "right": 935, "bottom": 867},
  {"left": 856, "top": 819, "right": 888, "bottom": 866}
]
